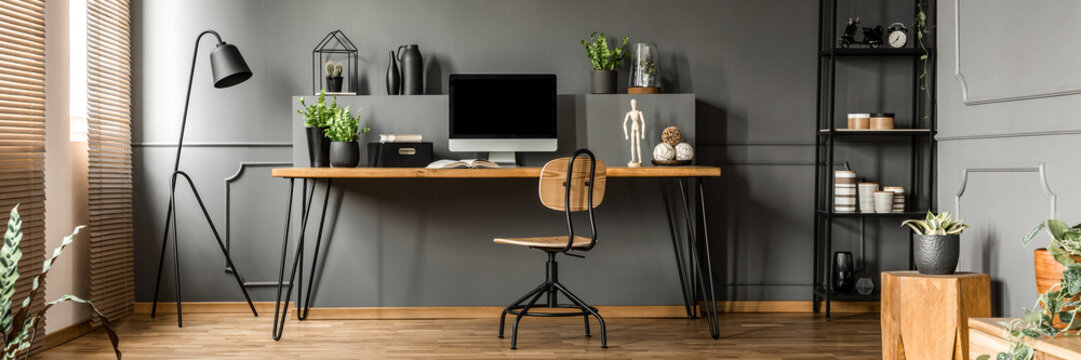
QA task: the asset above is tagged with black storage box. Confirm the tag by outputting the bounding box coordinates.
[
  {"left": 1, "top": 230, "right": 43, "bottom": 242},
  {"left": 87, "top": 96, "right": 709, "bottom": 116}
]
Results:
[{"left": 367, "top": 142, "right": 433, "bottom": 167}]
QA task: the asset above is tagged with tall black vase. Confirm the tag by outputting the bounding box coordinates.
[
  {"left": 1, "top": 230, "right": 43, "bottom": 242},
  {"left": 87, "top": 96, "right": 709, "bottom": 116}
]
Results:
[
  {"left": 386, "top": 51, "right": 401, "bottom": 95},
  {"left": 397, "top": 44, "right": 423, "bottom": 95},
  {"left": 832, "top": 251, "right": 856, "bottom": 293},
  {"left": 305, "top": 126, "right": 330, "bottom": 167}
]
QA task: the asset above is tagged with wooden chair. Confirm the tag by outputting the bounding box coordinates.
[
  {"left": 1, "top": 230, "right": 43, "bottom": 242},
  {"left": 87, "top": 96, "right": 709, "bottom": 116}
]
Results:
[{"left": 494, "top": 149, "right": 607, "bottom": 349}]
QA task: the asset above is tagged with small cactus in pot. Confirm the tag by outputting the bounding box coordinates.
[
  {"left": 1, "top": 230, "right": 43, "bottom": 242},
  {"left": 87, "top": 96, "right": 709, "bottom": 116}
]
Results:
[
  {"left": 325, "top": 61, "right": 344, "bottom": 92},
  {"left": 901, "top": 211, "right": 968, "bottom": 274}
]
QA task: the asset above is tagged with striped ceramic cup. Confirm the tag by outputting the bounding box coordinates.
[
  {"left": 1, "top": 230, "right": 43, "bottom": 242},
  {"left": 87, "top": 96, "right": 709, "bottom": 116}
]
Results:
[
  {"left": 834, "top": 171, "right": 857, "bottom": 213},
  {"left": 884, "top": 186, "right": 904, "bottom": 213}
]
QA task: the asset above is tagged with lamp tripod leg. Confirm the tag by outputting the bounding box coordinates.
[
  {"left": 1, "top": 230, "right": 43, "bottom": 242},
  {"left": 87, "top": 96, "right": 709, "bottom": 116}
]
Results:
[{"left": 151, "top": 180, "right": 175, "bottom": 319}]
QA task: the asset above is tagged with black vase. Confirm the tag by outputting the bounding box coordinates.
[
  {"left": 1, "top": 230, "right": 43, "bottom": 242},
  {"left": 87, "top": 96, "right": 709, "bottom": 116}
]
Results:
[
  {"left": 326, "top": 76, "right": 343, "bottom": 92},
  {"left": 397, "top": 44, "right": 423, "bottom": 95},
  {"left": 832, "top": 251, "right": 856, "bottom": 293},
  {"left": 305, "top": 127, "right": 330, "bottom": 167},
  {"left": 330, "top": 141, "right": 359, "bottom": 168},
  {"left": 914, "top": 235, "right": 960, "bottom": 275},
  {"left": 591, "top": 70, "right": 617, "bottom": 94},
  {"left": 386, "top": 51, "right": 401, "bottom": 95}
]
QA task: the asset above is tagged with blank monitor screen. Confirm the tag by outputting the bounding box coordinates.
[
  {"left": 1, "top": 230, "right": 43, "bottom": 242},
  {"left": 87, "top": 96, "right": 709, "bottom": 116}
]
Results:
[{"left": 449, "top": 74, "right": 556, "bottom": 139}]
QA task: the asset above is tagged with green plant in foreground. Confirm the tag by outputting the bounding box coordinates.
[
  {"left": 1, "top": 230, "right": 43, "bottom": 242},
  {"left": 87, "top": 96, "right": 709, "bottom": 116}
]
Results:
[
  {"left": 325, "top": 61, "right": 343, "bottom": 78},
  {"left": 0, "top": 205, "right": 119, "bottom": 359},
  {"left": 297, "top": 89, "right": 340, "bottom": 128},
  {"left": 580, "top": 32, "right": 629, "bottom": 71},
  {"left": 900, "top": 211, "right": 968, "bottom": 235},
  {"left": 980, "top": 220, "right": 1081, "bottom": 360},
  {"left": 325, "top": 106, "right": 370, "bottom": 143}
]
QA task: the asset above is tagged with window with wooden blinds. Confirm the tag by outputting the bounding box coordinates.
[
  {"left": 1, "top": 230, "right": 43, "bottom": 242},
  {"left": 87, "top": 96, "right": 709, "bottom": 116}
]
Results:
[
  {"left": 0, "top": 0, "right": 48, "bottom": 349},
  {"left": 85, "top": 0, "right": 134, "bottom": 323}
]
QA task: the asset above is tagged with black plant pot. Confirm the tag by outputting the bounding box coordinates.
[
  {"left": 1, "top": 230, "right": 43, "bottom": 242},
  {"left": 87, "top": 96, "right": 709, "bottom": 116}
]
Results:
[
  {"left": 305, "top": 127, "right": 330, "bottom": 167},
  {"left": 326, "top": 76, "right": 344, "bottom": 93},
  {"left": 330, "top": 141, "right": 359, "bottom": 168},
  {"left": 832, "top": 251, "right": 856, "bottom": 293},
  {"left": 914, "top": 234, "right": 960, "bottom": 275},
  {"left": 591, "top": 70, "right": 617, "bottom": 94}
]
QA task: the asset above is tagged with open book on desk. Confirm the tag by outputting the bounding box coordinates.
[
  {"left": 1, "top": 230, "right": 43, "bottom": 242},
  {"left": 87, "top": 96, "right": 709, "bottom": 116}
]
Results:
[{"left": 425, "top": 159, "right": 501, "bottom": 169}]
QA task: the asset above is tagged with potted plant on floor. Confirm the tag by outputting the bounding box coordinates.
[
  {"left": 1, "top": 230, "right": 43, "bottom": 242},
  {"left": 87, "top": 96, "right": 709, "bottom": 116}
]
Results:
[
  {"left": 298, "top": 89, "right": 339, "bottom": 167},
  {"left": 1, "top": 205, "right": 120, "bottom": 359},
  {"left": 325, "top": 105, "right": 370, "bottom": 168},
  {"left": 580, "top": 32, "right": 629, "bottom": 94},
  {"left": 985, "top": 220, "right": 1081, "bottom": 360},
  {"left": 901, "top": 211, "right": 968, "bottom": 274},
  {"left": 325, "top": 61, "right": 344, "bottom": 92}
]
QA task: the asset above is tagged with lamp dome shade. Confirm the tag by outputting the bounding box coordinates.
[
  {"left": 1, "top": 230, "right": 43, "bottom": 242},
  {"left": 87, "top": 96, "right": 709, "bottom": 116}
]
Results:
[{"left": 210, "top": 42, "right": 252, "bottom": 88}]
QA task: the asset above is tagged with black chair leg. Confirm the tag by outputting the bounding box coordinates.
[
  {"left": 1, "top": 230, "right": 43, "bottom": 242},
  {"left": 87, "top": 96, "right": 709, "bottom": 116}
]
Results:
[
  {"left": 584, "top": 313, "right": 591, "bottom": 337},
  {"left": 553, "top": 282, "right": 607, "bottom": 349},
  {"left": 499, "top": 282, "right": 548, "bottom": 339},
  {"left": 510, "top": 284, "right": 548, "bottom": 350}
]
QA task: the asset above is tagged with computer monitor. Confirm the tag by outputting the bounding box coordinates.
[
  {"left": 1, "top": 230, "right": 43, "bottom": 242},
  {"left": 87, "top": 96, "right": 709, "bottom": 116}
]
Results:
[{"left": 448, "top": 74, "right": 557, "bottom": 166}]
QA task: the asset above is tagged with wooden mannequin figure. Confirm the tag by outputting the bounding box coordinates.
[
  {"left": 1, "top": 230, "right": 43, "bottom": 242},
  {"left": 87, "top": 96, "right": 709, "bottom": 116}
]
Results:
[{"left": 623, "top": 99, "right": 646, "bottom": 167}]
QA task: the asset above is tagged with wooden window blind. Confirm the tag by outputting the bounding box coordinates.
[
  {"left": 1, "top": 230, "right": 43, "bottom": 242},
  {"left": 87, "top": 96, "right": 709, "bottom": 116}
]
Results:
[
  {"left": 86, "top": 0, "right": 133, "bottom": 323},
  {"left": 0, "top": 0, "right": 48, "bottom": 349}
]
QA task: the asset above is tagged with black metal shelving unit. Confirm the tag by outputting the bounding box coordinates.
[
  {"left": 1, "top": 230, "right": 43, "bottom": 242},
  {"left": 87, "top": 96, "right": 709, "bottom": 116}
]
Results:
[{"left": 812, "top": 0, "right": 937, "bottom": 320}]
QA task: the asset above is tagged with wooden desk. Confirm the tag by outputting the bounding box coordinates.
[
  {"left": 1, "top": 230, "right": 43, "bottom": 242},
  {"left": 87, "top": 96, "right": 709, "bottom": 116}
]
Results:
[
  {"left": 267, "top": 166, "right": 722, "bottom": 341},
  {"left": 271, "top": 166, "right": 721, "bottom": 179},
  {"left": 969, "top": 318, "right": 1081, "bottom": 359}
]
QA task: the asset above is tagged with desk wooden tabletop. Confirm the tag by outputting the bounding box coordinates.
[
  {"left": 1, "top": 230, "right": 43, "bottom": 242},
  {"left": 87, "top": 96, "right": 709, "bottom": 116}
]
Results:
[{"left": 271, "top": 166, "right": 721, "bottom": 179}]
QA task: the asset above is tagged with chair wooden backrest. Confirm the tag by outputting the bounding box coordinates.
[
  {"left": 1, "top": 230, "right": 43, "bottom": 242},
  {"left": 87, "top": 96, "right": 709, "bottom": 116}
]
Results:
[{"left": 538, "top": 155, "right": 606, "bottom": 212}]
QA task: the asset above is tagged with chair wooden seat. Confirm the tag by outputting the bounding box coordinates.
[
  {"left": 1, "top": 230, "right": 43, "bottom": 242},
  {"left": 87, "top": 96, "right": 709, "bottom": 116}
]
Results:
[{"left": 493, "top": 236, "right": 595, "bottom": 249}]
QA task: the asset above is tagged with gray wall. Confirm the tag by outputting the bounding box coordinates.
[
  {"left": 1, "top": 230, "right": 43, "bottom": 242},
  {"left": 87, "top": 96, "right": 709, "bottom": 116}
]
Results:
[
  {"left": 938, "top": 0, "right": 1081, "bottom": 317},
  {"left": 132, "top": 0, "right": 914, "bottom": 306}
]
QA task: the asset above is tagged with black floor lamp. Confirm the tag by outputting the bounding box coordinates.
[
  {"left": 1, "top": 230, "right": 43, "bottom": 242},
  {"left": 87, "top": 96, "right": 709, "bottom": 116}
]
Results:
[{"left": 151, "top": 30, "right": 258, "bottom": 327}]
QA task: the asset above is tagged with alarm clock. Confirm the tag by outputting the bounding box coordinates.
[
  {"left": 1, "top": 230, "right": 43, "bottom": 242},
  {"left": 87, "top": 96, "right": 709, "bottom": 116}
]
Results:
[{"left": 887, "top": 23, "right": 908, "bottom": 48}]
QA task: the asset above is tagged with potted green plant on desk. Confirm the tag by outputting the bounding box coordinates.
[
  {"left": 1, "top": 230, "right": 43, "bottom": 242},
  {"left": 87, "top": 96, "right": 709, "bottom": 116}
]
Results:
[
  {"left": 298, "top": 89, "right": 339, "bottom": 167},
  {"left": 325, "top": 105, "right": 370, "bottom": 168}
]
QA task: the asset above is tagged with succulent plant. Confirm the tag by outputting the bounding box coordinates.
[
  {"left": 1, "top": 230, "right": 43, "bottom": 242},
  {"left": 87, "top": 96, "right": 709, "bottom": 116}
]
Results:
[
  {"left": 325, "top": 61, "right": 343, "bottom": 78},
  {"left": 580, "top": 32, "right": 629, "bottom": 71},
  {"left": 901, "top": 211, "right": 968, "bottom": 236},
  {"left": 325, "top": 106, "right": 371, "bottom": 143}
]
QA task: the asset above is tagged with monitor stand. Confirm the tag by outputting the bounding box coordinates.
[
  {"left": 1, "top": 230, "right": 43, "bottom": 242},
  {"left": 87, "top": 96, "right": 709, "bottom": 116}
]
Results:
[{"left": 488, "top": 152, "right": 519, "bottom": 168}]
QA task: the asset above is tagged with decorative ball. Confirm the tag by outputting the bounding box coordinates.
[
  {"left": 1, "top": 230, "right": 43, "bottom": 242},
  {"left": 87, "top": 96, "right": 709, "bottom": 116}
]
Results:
[
  {"left": 675, "top": 142, "right": 694, "bottom": 160},
  {"left": 661, "top": 126, "right": 682, "bottom": 146},
  {"left": 653, "top": 143, "right": 675, "bottom": 160}
]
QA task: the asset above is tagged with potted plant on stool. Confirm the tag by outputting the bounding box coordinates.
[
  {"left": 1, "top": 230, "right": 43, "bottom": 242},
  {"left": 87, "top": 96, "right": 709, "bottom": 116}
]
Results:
[
  {"left": 297, "top": 89, "right": 339, "bottom": 167},
  {"left": 580, "top": 32, "right": 629, "bottom": 94},
  {"left": 901, "top": 211, "right": 969, "bottom": 274},
  {"left": 326, "top": 105, "right": 370, "bottom": 168}
]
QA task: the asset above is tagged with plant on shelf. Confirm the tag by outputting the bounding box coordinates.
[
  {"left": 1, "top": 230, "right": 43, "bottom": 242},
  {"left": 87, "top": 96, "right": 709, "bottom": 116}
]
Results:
[
  {"left": 983, "top": 220, "right": 1081, "bottom": 360},
  {"left": 325, "top": 106, "right": 370, "bottom": 168},
  {"left": 901, "top": 211, "right": 968, "bottom": 275},
  {"left": 0, "top": 205, "right": 120, "bottom": 359},
  {"left": 297, "top": 89, "right": 340, "bottom": 167},
  {"left": 325, "top": 61, "right": 344, "bottom": 92},
  {"left": 914, "top": 0, "right": 932, "bottom": 118},
  {"left": 580, "top": 31, "right": 629, "bottom": 94}
]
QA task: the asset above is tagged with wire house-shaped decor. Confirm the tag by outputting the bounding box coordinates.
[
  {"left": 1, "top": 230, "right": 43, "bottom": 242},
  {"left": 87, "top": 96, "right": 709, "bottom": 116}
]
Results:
[{"left": 312, "top": 30, "right": 358, "bottom": 94}]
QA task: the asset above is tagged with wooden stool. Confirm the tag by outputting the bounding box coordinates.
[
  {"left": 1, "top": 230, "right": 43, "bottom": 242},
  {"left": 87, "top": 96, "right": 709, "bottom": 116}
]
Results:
[{"left": 881, "top": 271, "right": 991, "bottom": 360}]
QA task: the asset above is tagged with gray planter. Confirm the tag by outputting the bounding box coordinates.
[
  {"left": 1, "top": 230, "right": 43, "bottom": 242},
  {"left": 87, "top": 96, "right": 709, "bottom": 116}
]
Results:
[
  {"left": 914, "top": 234, "right": 960, "bottom": 275},
  {"left": 330, "top": 141, "right": 359, "bottom": 168},
  {"left": 591, "top": 70, "right": 617, "bottom": 94}
]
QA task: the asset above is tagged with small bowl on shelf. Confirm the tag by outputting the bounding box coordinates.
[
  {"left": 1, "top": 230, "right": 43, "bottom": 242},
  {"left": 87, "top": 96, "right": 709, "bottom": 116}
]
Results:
[{"left": 651, "top": 159, "right": 692, "bottom": 166}]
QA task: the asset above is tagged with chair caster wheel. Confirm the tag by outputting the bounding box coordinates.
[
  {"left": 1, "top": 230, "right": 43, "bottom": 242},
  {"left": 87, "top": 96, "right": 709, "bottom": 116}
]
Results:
[
  {"left": 510, "top": 347, "right": 517, "bottom": 350},
  {"left": 602, "top": 345, "right": 608, "bottom": 349},
  {"left": 585, "top": 334, "right": 591, "bottom": 337},
  {"left": 498, "top": 336, "right": 504, "bottom": 339}
]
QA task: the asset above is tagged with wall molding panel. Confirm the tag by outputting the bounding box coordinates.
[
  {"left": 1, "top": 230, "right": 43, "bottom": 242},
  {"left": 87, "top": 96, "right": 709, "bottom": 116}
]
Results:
[
  {"left": 223, "top": 161, "right": 294, "bottom": 287},
  {"left": 952, "top": 163, "right": 1056, "bottom": 219},
  {"left": 954, "top": 0, "right": 1081, "bottom": 105}
]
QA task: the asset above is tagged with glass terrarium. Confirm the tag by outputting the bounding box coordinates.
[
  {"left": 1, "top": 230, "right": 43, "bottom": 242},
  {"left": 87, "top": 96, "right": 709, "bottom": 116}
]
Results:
[{"left": 628, "top": 43, "right": 661, "bottom": 93}]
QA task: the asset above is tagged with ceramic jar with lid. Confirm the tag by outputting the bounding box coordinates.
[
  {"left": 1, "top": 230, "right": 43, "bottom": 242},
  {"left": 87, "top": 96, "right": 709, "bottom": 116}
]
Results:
[
  {"left": 847, "top": 113, "right": 870, "bottom": 129},
  {"left": 870, "top": 113, "right": 895, "bottom": 130}
]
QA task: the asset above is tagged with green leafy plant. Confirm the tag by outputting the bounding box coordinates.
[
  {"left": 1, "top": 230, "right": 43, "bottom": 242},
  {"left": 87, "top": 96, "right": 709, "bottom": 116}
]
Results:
[
  {"left": 297, "top": 89, "right": 340, "bottom": 128},
  {"left": 984, "top": 220, "right": 1081, "bottom": 360},
  {"left": 0, "top": 205, "right": 119, "bottom": 359},
  {"left": 325, "top": 61, "right": 343, "bottom": 78},
  {"left": 324, "top": 106, "right": 370, "bottom": 143},
  {"left": 901, "top": 211, "right": 968, "bottom": 235},
  {"left": 915, "top": 0, "right": 932, "bottom": 120},
  {"left": 580, "top": 32, "right": 629, "bottom": 71}
]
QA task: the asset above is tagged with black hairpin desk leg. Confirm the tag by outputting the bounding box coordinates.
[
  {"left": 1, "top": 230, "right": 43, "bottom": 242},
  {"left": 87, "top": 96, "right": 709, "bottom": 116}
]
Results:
[
  {"left": 660, "top": 180, "right": 695, "bottom": 318},
  {"left": 662, "top": 177, "right": 721, "bottom": 339},
  {"left": 273, "top": 178, "right": 332, "bottom": 340}
]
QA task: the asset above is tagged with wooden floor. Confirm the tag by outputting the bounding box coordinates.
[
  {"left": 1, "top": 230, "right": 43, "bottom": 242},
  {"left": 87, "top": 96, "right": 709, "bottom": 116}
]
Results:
[{"left": 37, "top": 312, "right": 881, "bottom": 359}]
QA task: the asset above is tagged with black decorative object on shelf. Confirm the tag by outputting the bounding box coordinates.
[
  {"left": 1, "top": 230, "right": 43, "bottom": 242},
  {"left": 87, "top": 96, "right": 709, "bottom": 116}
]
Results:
[
  {"left": 312, "top": 30, "right": 358, "bottom": 95},
  {"left": 152, "top": 30, "right": 259, "bottom": 328},
  {"left": 397, "top": 44, "right": 423, "bottom": 95},
  {"left": 814, "top": 0, "right": 937, "bottom": 321},
  {"left": 832, "top": 252, "right": 856, "bottom": 293},
  {"left": 305, "top": 127, "right": 330, "bottom": 167},
  {"left": 330, "top": 141, "right": 359, "bottom": 168},
  {"left": 386, "top": 51, "right": 401, "bottom": 95},
  {"left": 914, "top": 234, "right": 959, "bottom": 274}
]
